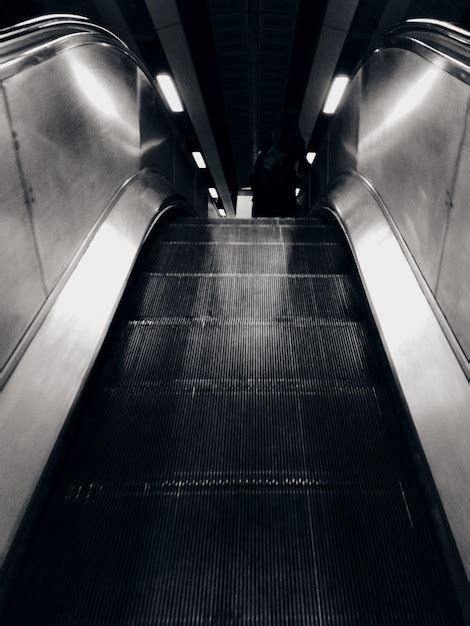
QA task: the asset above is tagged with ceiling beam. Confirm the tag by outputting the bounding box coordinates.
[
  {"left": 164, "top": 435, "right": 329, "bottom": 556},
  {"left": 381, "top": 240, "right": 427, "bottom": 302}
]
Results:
[
  {"left": 299, "top": 0, "right": 358, "bottom": 145},
  {"left": 144, "top": 0, "right": 235, "bottom": 215}
]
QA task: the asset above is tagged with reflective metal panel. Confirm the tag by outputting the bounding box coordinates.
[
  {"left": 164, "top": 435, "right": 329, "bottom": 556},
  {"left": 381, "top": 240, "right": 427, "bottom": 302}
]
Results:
[
  {"left": 0, "top": 172, "right": 175, "bottom": 567},
  {"left": 325, "top": 174, "right": 470, "bottom": 579},
  {"left": 437, "top": 112, "right": 470, "bottom": 360},
  {"left": 327, "top": 69, "right": 360, "bottom": 182},
  {"left": 0, "top": 91, "right": 45, "bottom": 371},
  {"left": 5, "top": 43, "right": 140, "bottom": 291},
  {"left": 138, "top": 68, "right": 173, "bottom": 182},
  {"left": 358, "top": 48, "right": 467, "bottom": 290}
]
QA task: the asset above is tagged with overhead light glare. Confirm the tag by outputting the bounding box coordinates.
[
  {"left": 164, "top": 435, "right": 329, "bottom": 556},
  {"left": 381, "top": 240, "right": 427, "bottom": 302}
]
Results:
[
  {"left": 191, "top": 151, "right": 206, "bottom": 169},
  {"left": 218, "top": 208, "right": 227, "bottom": 217},
  {"left": 156, "top": 74, "right": 184, "bottom": 112},
  {"left": 306, "top": 152, "right": 316, "bottom": 164},
  {"left": 295, "top": 188, "right": 300, "bottom": 197},
  {"left": 208, "top": 187, "right": 218, "bottom": 199},
  {"left": 323, "top": 76, "right": 349, "bottom": 114}
]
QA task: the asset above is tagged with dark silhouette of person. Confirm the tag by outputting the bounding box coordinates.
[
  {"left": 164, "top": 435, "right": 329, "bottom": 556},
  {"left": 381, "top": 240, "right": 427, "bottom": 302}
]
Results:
[{"left": 251, "top": 109, "right": 306, "bottom": 217}]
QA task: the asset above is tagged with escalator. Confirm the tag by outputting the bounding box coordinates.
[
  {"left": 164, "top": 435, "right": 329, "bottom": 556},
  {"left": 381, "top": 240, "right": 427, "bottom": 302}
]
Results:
[{"left": 2, "top": 214, "right": 463, "bottom": 625}]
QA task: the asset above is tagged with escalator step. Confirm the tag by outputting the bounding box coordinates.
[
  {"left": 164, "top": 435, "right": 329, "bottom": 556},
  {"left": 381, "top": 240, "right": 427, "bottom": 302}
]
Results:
[
  {"left": 102, "top": 320, "right": 384, "bottom": 388},
  {"left": 127, "top": 274, "right": 362, "bottom": 321},
  {"left": 2, "top": 216, "right": 462, "bottom": 626},
  {"left": 9, "top": 488, "right": 457, "bottom": 626},
  {"left": 142, "top": 241, "right": 351, "bottom": 275},
  {"left": 63, "top": 386, "right": 407, "bottom": 487},
  {"left": 172, "top": 216, "right": 326, "bottom": 225},
  {"left": 156, "top": 223, "right": 339, "bottom": 243}
]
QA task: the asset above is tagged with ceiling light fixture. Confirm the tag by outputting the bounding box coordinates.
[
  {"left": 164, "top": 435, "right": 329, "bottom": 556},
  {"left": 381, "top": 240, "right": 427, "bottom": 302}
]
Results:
[
  {"left": 208, "top": 188, "right": 218, "bottom": 199},
  {"left": 156, "top": 74, "right": 184, "bottom": 112},
  {"left": 218, "top": 208, "right": 227, "bottom": 217},
  {"left": 323, "top": 76, "right": 349, "bottom": 114},
  {"left": 191, "top": 151, "right": 206, "bottom": 169},
  {"left": 295, "top": 188, "right": 300, "bottom": 197},
  {"left": 306, "top": 152, "right": 316, "bottom": 164}
]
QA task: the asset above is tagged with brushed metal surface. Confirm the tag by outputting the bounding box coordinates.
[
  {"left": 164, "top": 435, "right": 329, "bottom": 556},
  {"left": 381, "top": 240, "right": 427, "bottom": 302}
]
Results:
[
  {"left": 0, "top": 17, "right": 125, "bottom": 64},
  {"left": 1, "top": 20, "right": 206, "bottom": 384},
  {"left": 138, "top": 69, "right": 173, "bottom": 182},
  {"left": 358, "top": 48, "right": 467, "bottom": 291},
  {"left": 5, "top": 43, "right": 140, "bottom": 291},
  {"left": 327, "top": 69, "right": 360, "bottom": 182},
  {"left": 0, "top": 90, "right": 45, "bottom": 371},
  {"left": 0, "top": 172, "right": 176, "bottom": 568},
  {"left": 324, "top": 174, "right": 470, "bottom": 580},
  {"left": 437, "top": 112, "right": 470, "bottom": 359},
  {"left": 313, "top": 28, "right": 470, "bottom": 372},
  {"left": 0, "top": 15, "right": 206, "bottom": 577}
]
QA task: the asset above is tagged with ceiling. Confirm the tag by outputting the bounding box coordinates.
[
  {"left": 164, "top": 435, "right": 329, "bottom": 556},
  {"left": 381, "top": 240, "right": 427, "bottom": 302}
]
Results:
[
  {"left": 163, "top": 0, "right": 470, "bottom": 195},
  {"left": 208, "top": 0, "right": 301, "bottom": 187},
  {"left": 1, "top": 0, "right": 470, "bottom": 207}
]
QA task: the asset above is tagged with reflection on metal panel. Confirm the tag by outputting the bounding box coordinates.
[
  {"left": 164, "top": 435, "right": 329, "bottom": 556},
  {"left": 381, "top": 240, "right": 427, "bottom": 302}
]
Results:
[
  {"left": 325, "top": 174, "right": 470, "bottom": 579},
  {"left": 0, "top": 90, "right": 46, "bottom": 371},
  {"left": 437, "top": 113, "right": 470, "bottom": 359},
  {"left": 0, "top": 172, "right": 175, "bottom": 566},
  {"left": 5, "top": 44, "right": 140, "bottom": 291},
  {"left": 358, "top": 49, "right": 467, "bottom": 290},
  {"left": 1, "top": 22, "right": 204, "bottom": 386},
  {"left": 138, "top": 69, "right": 173, "bottom": 182},
  {"left": 328, "top": 69, "right": 360, "bottom": 182}
]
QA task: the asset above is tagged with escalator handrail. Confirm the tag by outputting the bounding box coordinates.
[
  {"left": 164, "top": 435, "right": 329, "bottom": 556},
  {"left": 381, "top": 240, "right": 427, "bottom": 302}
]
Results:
[
  {"left": 0, "top": 14, "right": 90, "bottom": 42},
  {"left": 390, "top": 18, "right": 470, "bottom": 45},
  {"left": 375, "top": 18, "right": 470, "bottom": 83},
  {"left": 0, "top": 14, "right": 129, "bottom": 69},
  {"left": 1, "top": 13, "right": 468, "bottom": 84},
  {"left": 0, "top": 15, "right": 142, "bottom": 84}
]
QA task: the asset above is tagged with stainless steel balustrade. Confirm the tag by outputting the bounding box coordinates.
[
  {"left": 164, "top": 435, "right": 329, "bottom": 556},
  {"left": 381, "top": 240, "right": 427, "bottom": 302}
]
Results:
[
  {"left": 0, "top": 15, "right": 209, "bottom": 568},
  {"left": 0, "top": 13, "right": 469, "bottom": 601},
  {"left": 310, "top": 20, "right": 470, "bottom": 583}
]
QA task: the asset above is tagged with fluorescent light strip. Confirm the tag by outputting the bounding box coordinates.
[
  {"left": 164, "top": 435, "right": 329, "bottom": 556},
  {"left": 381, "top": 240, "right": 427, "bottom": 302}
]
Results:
[
  {"left": 191, "top": 151, "right": 206, "bottom": 169},
  {"left": 295, "top": 188, "right": 300, "bottom": 197},
  {"left": 306, "top": 152, "right": 316, "bottom": 165},
  {"left": 156, "top": 74, "right": 184, "bottom": 112},
  {"left": 323, "top": 76, "right": 349, "bottom": 114},
  {"left": 218, "top": 208, "right": 227, "bottom": 217},
  {"left": 208, "top": 187, "right": 218, "bottom": 199}
]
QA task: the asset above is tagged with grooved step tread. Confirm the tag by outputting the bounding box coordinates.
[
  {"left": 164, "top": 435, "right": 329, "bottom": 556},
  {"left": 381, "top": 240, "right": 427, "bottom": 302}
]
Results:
[
  {"left": 157, "top": 223, "right": 339, "bottom": 243},
  {"left": 3, "top": 215, "right": 462, "bottom": 626},
  {"left": 102, "top": 321, "right": 382, "bottom": 389},
  {"left": 127, "top": 274, "right": 362, "bottom": 321},
  {"left": 63, "top": 387, "right": 407, "bottom": 488},
  {"left": 143, "top": 242, "right": 351, "bottom": 275},
  {"left": 173, "top": 217, "right": 326, "bottom": 225},
  {"left": 9, "top": 490, "right": 456, "bottom": 626}
]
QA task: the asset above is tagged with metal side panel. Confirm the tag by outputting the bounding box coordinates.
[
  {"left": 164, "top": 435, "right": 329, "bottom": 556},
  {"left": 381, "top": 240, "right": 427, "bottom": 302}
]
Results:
[
  {"left": 0, "top": 90, "right": 46, "bottom": 372},
  {"left": 327, "top": 68, "right": 361, "bottom": 182},
  {"left": 0, "top": 171, "right": 175, "bottom": 567},
  {"left": 357, "top": 48, "right": 468, "bottom": 291},
  {"left": 325, "top": 174, "right": 470, "bottom": 581},
  {"left": 4, "top": 43, "right": 141, "bottom": 292},
  {"left": 436, "top": 110, "right": 470, "bottom": 361}
]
